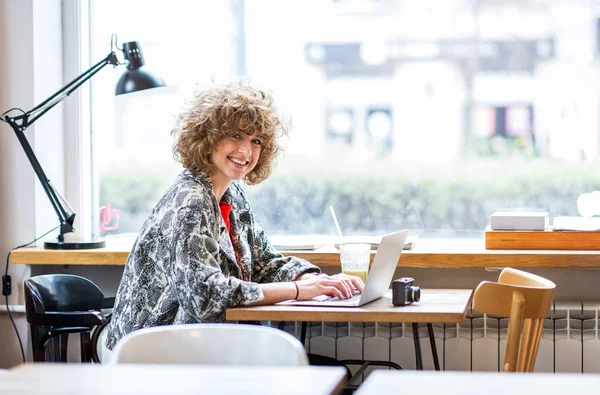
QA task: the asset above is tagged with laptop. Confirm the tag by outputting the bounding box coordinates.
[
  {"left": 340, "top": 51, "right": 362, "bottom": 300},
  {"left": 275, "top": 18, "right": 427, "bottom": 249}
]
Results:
[{"left": 277, "top": 229, "right": 408, "bottom": 307}]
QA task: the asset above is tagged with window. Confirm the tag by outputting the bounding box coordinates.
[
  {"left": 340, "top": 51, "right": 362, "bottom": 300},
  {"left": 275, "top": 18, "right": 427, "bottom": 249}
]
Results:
[{"left": 88, "top": 0, "right": 600, "bottom": 239}]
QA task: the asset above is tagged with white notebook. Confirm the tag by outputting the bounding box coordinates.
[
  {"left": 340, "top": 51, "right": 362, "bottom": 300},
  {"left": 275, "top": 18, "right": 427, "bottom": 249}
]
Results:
[
  {"left": 553, "top": 216, "right": 600, "bottom": 231},
  {"left": 334, "top": 235, "right": 417, "bottom": 251},
  {"left": 271, "top": 235, "right": 327, "bottom": 251},
  {"left": 271, "top": 235, "right": 417, "bottom": 251}
]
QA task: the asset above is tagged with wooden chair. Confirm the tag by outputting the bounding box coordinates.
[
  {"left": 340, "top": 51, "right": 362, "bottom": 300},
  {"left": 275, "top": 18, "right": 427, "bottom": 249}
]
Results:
[{"left": 473, "top": 267, "right": 556, "bottom": 372}]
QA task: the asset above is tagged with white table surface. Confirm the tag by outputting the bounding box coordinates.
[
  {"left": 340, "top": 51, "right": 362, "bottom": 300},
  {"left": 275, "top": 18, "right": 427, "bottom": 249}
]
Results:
[
  {"left": 0, "top": 364, "right": 347, "bottom": 395},
  {"left": 355, "top": 370, "right": 600, "bottom": 394}
]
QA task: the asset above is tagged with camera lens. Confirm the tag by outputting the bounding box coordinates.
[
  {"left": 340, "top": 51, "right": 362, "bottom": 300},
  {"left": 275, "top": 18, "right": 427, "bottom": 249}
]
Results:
[{"left": 409, "top": 286, "right": 421, "bottom": 302}]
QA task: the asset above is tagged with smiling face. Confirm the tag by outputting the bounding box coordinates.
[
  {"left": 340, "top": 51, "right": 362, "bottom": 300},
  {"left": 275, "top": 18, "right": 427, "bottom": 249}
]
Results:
[
  {"left": 209, "top": 131, "right": 263, "bottom": 196},
  {"left": 172, "top": 82, "right": 288, "bottom": 190}
]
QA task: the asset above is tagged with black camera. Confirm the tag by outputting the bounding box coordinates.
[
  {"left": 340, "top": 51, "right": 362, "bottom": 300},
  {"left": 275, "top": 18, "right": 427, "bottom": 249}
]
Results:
[{"left": 392, "top": 277, "right": 421, "bottom": 306}]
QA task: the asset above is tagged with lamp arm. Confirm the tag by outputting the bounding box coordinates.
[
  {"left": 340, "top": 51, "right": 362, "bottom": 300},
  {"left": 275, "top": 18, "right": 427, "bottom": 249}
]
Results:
[
  {"left": 2, "top": 51, "right": 119, "bottom": 242},
  {"left": 6, "top": 120, "right": 75, "bottom": 240},
  {"left": 26, "top": 52, "right": 120, "bottom": 126}
]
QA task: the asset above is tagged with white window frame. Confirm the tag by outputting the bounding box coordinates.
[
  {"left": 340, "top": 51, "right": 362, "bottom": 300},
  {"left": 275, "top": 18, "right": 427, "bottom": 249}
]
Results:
[
  {"left": 29, "top": 0, "right": 68, "bottom": 242},
  {"left": 61, "top": 0, "right": 94, "bottom": 241}
]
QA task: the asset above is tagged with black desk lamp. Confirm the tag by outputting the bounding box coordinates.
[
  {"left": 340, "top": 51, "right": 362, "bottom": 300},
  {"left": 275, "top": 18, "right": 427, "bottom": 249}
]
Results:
[{"left": 1, "top": 36, "right": 165, "bottom": 249}]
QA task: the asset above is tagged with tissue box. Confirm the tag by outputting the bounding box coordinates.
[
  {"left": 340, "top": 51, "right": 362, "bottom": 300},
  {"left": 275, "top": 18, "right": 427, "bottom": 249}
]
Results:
[{"left": 490, "top": 212, "right": 549, "bottom": 231}]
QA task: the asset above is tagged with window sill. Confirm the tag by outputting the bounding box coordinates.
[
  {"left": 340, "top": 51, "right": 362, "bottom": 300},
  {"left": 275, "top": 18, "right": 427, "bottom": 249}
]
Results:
[{"left": 9, "top": 234, "right": 600, "bottom": 268}]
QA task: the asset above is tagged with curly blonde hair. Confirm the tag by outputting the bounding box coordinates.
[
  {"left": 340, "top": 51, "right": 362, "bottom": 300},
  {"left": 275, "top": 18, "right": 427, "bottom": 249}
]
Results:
[{"left": 171, "top": 82, "right": 288, "bottom": 185}]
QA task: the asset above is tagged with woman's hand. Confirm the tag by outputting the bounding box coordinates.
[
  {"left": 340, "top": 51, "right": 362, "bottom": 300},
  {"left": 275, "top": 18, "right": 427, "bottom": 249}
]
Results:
[{"left": 295, "top": 273, "right": 365, "bottom": 300}]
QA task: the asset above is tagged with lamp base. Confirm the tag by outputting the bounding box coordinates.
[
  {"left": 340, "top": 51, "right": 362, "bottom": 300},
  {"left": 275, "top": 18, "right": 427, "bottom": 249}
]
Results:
[{"left": 44, "top": 239, "right": 106, "bottom": 250}]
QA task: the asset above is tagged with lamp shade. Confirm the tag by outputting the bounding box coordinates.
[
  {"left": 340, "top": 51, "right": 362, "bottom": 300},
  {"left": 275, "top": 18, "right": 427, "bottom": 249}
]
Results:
[
  {"left": 115, "top": 68, "right": 165, "bottom": 95},
  {"left": 115, "top": 41, "right": 165, "bottom": 95}
]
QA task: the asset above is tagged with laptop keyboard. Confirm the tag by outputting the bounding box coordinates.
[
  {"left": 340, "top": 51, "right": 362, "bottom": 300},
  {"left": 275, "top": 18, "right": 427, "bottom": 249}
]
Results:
[{"left": 314, "top": 290, "right": 361, "bottom": 303}]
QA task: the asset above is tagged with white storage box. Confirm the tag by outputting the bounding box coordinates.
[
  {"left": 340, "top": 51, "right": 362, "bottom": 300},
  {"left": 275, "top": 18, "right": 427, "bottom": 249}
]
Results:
[{"left": 490, "top": 211, "right": 549, "bottom": 231}]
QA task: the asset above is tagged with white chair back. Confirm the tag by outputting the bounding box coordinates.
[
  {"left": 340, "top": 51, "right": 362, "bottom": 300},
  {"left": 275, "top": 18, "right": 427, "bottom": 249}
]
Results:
[{"left": 109, "top": 323, "right": 308, "bottom": 366}]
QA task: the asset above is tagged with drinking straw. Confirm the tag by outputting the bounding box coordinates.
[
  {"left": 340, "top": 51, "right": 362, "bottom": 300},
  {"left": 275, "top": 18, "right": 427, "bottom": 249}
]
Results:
[{"left": 329, "top": 205, "right": 344, "bottom": 239}]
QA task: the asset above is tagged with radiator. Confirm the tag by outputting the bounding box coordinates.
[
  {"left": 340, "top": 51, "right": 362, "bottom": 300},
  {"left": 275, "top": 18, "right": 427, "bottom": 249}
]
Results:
[{"left": 272, "top": 301, "right": 600, "bottom": 373}]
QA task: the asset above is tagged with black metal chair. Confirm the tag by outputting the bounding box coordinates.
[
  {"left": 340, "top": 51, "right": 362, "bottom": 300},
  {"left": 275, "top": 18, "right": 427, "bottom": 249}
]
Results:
[{"left": 24, "top": 274, "right": 114, "bottom": 362}]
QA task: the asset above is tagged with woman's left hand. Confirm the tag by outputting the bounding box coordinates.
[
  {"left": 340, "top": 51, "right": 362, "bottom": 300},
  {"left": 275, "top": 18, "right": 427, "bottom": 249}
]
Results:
[
  {"left": 329, "top": 272, "right": 365, "bottom": 295},
  {"left": 296, "top": 272, "right": 364, "bottom": 293}
]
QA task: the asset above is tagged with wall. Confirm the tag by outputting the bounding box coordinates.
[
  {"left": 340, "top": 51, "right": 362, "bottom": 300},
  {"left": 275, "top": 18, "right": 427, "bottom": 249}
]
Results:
[{"left": 0, "top": 0, "right": 63, "bottom": 368}]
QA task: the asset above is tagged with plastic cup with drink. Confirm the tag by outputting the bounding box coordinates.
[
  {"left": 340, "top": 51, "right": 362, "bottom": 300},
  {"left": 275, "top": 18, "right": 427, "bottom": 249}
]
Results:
[
  {"left": 329, "top": 205, "right": 371, "bottom": 282},
  {"left": 339, "top": 243, "right": 371, "bottom": 282}
]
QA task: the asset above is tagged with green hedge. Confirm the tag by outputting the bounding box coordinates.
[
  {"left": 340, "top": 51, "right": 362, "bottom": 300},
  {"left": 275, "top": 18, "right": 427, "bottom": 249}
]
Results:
[{"left": 99, "top": 161, "right": 600, "bottom": 236}]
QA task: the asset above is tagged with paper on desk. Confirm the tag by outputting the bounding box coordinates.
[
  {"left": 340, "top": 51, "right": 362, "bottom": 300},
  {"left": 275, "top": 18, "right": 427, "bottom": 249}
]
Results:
[
  {"left": 553, "top": 216, "right": 600, "bottom": 231},
  {"left": 270, "top": 235, "right": 328, "bottom": 251},
  {"left": 334, "top": 235, "right": 417, "bottom": 251},
  {"left": 270, "top": 235, "right": 417, "bottom": 251}
]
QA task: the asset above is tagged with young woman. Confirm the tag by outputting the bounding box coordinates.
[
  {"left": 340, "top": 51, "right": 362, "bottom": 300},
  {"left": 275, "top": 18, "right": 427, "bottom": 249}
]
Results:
[{"left": 106, "top": 82, "right": 364, "bottom": 350}]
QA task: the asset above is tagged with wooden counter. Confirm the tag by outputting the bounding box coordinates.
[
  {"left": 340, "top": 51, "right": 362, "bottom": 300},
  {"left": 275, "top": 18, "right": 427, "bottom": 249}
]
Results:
[{"left": 10, "top": 236, "right": 600, "bottom": 268}]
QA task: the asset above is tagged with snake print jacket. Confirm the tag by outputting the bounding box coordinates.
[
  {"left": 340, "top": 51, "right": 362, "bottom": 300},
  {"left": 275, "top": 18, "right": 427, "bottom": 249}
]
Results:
[{"left": 105, "top": 169, "right": 320, "bottom": 350}]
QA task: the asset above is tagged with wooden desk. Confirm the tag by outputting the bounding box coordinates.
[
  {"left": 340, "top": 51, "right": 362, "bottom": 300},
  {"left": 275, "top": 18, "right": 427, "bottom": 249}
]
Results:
[
  {"left": 355, "top": 370, "right": 600, "bottom": 394},
  {"left": 227, "top": 289, "right": 471, "bottom": 324},
  {"left": 0, "top": 364, "right": 347, "bottom": 395},
  {"left": 227, "top": 289, "right": 473, "bottom": 370},
  {"left": 10, "top": 236, "right": 600, "bottom": 268}
]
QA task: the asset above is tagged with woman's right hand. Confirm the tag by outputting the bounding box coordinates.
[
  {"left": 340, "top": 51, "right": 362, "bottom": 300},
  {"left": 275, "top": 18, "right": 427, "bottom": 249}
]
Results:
[{"left": 295, "top": 273, "right": 361, "bottom": 300}]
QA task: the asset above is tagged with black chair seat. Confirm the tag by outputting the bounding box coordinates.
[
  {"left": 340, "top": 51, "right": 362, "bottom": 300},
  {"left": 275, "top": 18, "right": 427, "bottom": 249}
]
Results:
[{"left": 24, "top": 274, "right": 114, "bottom": 362}]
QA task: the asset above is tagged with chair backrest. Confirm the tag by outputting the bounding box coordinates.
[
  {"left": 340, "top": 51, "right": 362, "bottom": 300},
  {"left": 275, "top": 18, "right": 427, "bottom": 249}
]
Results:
[
  {"left": 24, "top": 274, "right": 106, "bottom": 319},
  {"left": 24, "top": 274, "right": 113, "bottom": 363},
  {"left": 473, "top": 267, "right": 556, "bottom": 372},
  {"left": 109, "top": 323, "right": 309, "bottom": 366}
]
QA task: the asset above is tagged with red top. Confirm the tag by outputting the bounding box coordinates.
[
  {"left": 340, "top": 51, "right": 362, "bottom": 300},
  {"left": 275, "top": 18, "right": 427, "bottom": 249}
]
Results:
[
  {"left": 219, "top": 201, "right": 248, "bottom": 280},
  {"left": 219, "top": 201, "right": 232, "bottom": 233}
]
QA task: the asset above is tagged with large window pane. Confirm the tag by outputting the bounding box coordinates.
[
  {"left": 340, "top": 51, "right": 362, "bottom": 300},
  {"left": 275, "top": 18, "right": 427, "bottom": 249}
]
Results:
[{"left": 89, "top": 0, "right": 600, "bottom": 239}]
